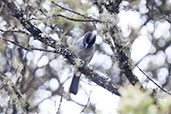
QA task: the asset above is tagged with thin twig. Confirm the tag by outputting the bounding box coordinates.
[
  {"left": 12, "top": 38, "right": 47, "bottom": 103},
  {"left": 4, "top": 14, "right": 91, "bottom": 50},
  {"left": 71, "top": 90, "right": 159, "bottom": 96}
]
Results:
[
  {"left": 54, "top": 14, "right": 102, "bottom": 23},
  {"left": 39, "top": 8, "right": 48, "bottom": 16},
  {"left": 0, "top": 29, "right": 30, "bottom": 35},
  {"left": 51, "top": 1, "right": 104, "bottom": 23},
  {"left": 52, "top": 1, "right": 91, "bottom": 19},
  {"left": 2, "top": 38, "right": 57, "bottom": 53},
  {"left": 56, "top": 89, "right": 63, "bottom": 114},
  {"left": 80, "top": 91, "right": 92, "bottom": 114},
  {"left": 69, "top": 99, "right": 85, "bottom": 107},
  {"left": 134, "top": 54, "right": 150, "bottom": 68},
  {"left": 137, "top": 66, "right": 171, "bottom": 95}
]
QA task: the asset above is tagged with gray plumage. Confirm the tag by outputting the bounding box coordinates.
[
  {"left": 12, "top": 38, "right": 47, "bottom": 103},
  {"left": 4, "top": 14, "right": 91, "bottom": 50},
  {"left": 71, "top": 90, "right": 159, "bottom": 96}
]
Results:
[
  {"left": 75, "top": 35, "right": 95, "bottom": 64},
  {"left": 69, "top": 32, "right": 96, "bottom": 95}
]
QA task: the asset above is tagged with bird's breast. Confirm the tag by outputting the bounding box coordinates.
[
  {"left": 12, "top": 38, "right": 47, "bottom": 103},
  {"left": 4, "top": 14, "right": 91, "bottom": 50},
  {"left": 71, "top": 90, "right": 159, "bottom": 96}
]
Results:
[{"left": 78, "top": 46, "right": 95, "bottom": 64}]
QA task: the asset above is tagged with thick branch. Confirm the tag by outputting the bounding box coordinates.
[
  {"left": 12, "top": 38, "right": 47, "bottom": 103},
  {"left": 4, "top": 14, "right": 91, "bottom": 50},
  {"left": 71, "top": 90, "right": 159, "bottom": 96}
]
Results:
[
  {"left": 93, "top": 0, "right": 122, "bottom": 14},
  {"left": 93, "top": 0, "right": 140, "bottom": 87},
  {"left": 109, "top": 27, "right": 139, "bottom": 85},
  {"left": 2, "top": 0, "right": 120, "bottom": 96}
]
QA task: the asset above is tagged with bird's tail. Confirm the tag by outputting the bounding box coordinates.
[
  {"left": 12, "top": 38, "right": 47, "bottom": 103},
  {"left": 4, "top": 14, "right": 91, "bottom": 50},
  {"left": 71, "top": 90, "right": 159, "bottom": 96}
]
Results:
[{"left": 69, "top": 74, "right": 80, "bottom": 95}]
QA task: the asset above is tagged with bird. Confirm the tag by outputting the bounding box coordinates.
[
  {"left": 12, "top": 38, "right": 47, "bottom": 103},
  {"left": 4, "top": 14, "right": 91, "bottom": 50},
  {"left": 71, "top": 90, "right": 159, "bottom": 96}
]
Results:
[{"left": 69, "top": 31, "right": 96, "bottom": 95}]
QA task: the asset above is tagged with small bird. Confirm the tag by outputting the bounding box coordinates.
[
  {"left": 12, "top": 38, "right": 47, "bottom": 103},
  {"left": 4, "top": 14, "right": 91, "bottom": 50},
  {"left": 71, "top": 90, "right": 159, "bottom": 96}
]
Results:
[{"left": 69, "top": 31, "right": 96, "bottom": 95}]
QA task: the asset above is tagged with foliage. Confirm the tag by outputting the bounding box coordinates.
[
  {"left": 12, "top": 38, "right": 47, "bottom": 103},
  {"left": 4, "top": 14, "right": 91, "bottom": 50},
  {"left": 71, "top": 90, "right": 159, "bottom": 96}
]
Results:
[{"left": 119, "top": 85, "right": 171, "bottom": 114}]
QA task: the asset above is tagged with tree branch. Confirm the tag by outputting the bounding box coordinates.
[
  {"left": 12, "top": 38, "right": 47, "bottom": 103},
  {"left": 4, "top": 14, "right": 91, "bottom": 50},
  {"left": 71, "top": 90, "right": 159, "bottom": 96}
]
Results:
[
  {"left": 2, "top": 0, "right": 120, "bottom": 96},
  {"left": 1, "top": 38, "right": 58, "bottom": 53},
  {"left": 93, "top": 0, "right": 122, "bottom": 14},
  {"left": 137, "top": 66, "right": 171, "bottom": 95},
  {"left": 51, "top": 1, "right": 101, "bottom": 21},
  {"left": 53, "top": 14, "right": 102, "bottom": 23}
]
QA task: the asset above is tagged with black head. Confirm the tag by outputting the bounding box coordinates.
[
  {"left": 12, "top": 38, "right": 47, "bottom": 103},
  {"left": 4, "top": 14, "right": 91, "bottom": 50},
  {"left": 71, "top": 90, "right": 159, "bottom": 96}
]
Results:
[{"left": 83, "top": 32, "right": 96, "bottom": 48}]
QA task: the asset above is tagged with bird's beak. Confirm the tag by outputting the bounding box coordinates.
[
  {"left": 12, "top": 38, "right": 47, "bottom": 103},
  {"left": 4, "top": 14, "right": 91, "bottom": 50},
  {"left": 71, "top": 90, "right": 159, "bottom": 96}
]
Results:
[
  {"left": 85, "top": 43, "right": 88, "bottom": 48},
  {"left": 89, "top": 34, "right": 95, "bottom": 43}
]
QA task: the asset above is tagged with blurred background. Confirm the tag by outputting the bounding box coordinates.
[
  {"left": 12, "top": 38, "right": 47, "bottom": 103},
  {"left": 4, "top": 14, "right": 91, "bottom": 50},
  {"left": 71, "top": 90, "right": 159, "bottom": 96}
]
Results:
[{"left": 0, "top": 0, "right": 171, "bottom": 114}]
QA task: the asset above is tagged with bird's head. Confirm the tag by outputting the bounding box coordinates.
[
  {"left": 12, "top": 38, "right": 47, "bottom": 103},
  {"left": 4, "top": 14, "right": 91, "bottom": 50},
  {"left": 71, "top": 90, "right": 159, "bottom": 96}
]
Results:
[{"left": 83, "top": 32, "right": 96, "bottom": 48}]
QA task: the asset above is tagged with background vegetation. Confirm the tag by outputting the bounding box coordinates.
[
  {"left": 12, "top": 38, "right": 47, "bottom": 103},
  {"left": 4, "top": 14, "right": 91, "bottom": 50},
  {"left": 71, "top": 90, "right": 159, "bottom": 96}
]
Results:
[{"left": 0, "top": 0, "right": 170, "bottom": 113}]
